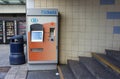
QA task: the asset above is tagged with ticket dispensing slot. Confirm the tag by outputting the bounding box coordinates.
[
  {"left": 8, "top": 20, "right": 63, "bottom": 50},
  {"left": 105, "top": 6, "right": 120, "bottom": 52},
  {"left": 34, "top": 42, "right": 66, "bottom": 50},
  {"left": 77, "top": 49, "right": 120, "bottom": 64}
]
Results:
[
  {"left": 30, "top": 24, "right": 43, "bottom": 42},
  {"left": 31, "top": 48, "right": 43, "bottom": 52}
]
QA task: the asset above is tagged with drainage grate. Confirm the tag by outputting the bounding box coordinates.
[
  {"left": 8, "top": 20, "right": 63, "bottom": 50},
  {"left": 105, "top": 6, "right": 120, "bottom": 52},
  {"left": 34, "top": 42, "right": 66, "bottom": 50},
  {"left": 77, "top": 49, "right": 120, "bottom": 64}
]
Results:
[{"left": 0, "top": 67, "right": 10, "bottom": 79}]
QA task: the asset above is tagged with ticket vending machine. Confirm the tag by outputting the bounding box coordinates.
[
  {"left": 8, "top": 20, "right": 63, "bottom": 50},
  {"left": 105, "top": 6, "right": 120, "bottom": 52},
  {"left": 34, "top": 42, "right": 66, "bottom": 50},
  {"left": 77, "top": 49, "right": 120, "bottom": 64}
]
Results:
[{"left": 27, "top": 9, "right": 58, "bottom": 70}]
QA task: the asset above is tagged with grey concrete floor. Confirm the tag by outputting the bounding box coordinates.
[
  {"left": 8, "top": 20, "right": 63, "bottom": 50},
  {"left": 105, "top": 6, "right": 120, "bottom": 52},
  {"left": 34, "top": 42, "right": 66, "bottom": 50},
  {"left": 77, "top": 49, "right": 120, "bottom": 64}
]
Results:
[{"left": 0, "top": 44, "right": 10, "bottom": 67}]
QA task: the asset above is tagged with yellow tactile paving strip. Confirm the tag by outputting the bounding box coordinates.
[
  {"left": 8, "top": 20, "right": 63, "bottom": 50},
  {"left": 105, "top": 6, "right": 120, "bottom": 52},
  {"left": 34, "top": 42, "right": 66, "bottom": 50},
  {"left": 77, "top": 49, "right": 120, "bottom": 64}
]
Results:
[
  {"left": 58, "top": 66, "right": 64, "bottom": 79},
  {"left": 92, "top": 53, "right": 120, "bottom": 74}
]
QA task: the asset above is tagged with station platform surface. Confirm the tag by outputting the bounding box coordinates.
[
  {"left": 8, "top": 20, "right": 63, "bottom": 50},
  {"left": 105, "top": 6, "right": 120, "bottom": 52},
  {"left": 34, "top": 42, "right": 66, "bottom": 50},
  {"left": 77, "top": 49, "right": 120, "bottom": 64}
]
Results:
[
  {"left": 0, "top": 44, "right": 27, "bottom": 79},
  {"left": 1, "top": 45, "right": 120, "bottom": 79}
]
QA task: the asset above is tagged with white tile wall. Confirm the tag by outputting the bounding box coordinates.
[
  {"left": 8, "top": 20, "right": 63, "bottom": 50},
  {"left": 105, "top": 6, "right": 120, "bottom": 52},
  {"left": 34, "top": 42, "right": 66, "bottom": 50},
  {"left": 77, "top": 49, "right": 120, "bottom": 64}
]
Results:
[{"left": 34, "top": 0, "right": 120, "bottom": 64}]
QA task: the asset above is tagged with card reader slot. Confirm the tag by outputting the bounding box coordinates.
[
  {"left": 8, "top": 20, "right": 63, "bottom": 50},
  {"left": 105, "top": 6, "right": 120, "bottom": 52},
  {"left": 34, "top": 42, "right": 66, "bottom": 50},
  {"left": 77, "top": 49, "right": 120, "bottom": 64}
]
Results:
[{"left": 50, "top": 28, "right": 55, "bottom": 41}]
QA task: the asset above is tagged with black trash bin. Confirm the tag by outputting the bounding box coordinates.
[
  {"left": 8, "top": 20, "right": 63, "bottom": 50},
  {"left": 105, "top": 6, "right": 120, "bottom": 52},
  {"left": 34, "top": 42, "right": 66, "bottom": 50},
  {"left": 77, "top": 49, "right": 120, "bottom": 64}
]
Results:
[{"left": 9, "top": 35, "right": 25, "bottom": 65}]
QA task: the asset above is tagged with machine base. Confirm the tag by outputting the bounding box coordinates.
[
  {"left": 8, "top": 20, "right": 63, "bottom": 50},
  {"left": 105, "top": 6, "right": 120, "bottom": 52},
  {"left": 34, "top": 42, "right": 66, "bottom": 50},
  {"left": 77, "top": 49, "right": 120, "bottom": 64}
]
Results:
[{"left": 28, "top": 64, "right": 57, "bottom": 70}]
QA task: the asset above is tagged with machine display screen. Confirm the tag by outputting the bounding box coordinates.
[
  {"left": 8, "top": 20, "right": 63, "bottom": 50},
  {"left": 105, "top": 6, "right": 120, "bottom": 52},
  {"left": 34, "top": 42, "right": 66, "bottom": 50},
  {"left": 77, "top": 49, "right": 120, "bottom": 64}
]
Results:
[{"left": 31, "top": 31, "right": 43, "bottom": 42}]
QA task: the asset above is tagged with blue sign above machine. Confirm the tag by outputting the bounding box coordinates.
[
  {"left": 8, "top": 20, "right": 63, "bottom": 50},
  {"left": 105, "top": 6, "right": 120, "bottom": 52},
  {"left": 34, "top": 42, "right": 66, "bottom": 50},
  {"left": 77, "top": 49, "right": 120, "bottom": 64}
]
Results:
[
  {"left": 27, "top": 9, "right": 58, "bottom": 16},
  {"left": 41, "top": 9, "right": 57, "bottom": 15}
]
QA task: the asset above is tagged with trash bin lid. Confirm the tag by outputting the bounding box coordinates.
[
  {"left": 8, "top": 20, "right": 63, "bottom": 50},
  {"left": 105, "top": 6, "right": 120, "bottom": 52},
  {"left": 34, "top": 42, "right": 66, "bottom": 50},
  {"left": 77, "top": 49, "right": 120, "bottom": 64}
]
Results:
[{"left": 10, "top": 35, "right": 23, "bottom": 40}]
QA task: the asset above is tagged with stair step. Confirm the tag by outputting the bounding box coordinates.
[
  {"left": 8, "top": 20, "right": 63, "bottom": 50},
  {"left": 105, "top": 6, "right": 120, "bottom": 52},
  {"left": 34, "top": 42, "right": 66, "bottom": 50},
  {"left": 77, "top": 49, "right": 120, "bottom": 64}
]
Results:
[
  {"left": 79, "top": 57, "right": 120, "bottom": 79},
  {"left": 92, "top": 53, "right": 120, "bottom": 75},
  {"left": 68, "top": 60, "right": 96, "bottom": 79},
  {"left": 106, "top": 49, "right": 120, "bottom": 63},
  {"left": 59, "top": 65, "right": 75, "bottom": 79},
  {"left": 100, "top": 54, "right": 120, "bottom": 68}
]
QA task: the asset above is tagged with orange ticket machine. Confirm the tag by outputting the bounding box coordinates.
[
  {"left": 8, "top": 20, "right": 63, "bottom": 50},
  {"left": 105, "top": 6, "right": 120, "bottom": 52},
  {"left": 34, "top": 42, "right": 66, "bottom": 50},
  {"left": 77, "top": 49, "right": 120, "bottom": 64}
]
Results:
[{"left": 27, "top": 9, "right": 58, "bottom": 70}]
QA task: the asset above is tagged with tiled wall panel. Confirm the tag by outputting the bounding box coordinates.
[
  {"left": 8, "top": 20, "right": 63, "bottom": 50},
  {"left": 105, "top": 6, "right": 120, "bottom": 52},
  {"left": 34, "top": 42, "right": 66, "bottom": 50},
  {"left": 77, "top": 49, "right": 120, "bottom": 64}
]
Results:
[{"left": 34, "top": 0, "right": 120, "bottom": 64}]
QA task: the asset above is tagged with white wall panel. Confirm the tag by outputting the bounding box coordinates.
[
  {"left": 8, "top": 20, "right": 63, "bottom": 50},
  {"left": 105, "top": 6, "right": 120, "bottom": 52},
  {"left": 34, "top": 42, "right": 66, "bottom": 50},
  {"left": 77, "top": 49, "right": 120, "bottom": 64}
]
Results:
[{"left": 0, "top": 5, "right": 25, "bottom": 13}]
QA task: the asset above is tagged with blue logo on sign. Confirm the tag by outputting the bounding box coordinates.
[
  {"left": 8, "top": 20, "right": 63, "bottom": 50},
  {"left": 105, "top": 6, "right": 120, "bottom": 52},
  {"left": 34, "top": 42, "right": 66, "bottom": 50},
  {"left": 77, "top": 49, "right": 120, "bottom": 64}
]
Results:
[{"left": 31, "top": 18, "right": 38, "bottom": 23}]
